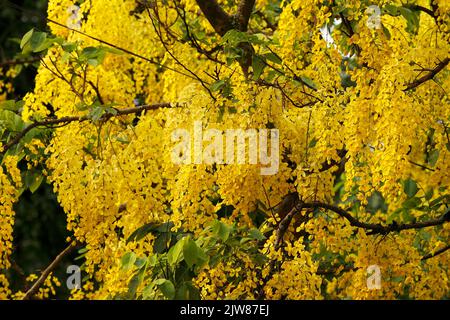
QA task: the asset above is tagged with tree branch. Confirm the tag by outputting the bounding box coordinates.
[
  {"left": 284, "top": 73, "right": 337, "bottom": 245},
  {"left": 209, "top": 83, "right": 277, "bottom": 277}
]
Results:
[
  {"left": 0, "top": 57, "right": 40, "bottom": 68},
  {"left": 421, "top": 244, "right": 450, "bottom": 261},
  {"left": 236, "top": 0, "right": 256, "bottom": 31},
  {"left": 274, "top": 202, "right": 304, "bottom": 249},
  {"left": 256, "top": 201, "right": 304, "bottom": 299},
  {"left": 1, "top": 102, "right": 176, "bottom": 155},
  {"left": 316, "top": 265, "right": 358, "bottom": 276},
  {"left": 195, "top": 0, "right": 256, "bottom": 75},
  {"left": 2, "top": 0, "right": 196, "bottom": 79},
  {"left": 22, "top": 242, "right": 79, "bottom": 300},
  {"left": 145, "top": 4, "right": 215, "bottom": 100},
  {"left": 302, "top": 201, "right": 449, "bottom": 235},
  {"left": 404, "top": 58, "right": 450, "bottom": 91},
  {"left": 306, "top": 149, "right": 348, "bottom": 174},
  {"left": 405, "top": 4, "right": 435, "bottom": 18},
  {"left": 195, "top": 0, "right": 233, "bottom": 36}
]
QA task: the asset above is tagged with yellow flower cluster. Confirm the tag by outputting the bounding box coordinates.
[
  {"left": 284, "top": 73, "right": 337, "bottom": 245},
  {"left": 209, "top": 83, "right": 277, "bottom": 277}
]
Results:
[
  {"left": 0, "top": 155, "right": 22, "bottom": 270},
  {"left": 2, "top": 0, "right": 448, "bottom": 299},
  {"left": 12, "top": 273, "right": 61, "bottom": 300}
]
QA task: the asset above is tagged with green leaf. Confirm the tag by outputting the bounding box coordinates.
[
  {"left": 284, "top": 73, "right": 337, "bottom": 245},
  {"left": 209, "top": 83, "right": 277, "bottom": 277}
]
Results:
[
  {"left": 420, "top": 230, "right": 432, "bottom": 241},
  {"left": 428, "top": 149, "right": 439, "bottom": 166},
  {"left": 266, "top": 69, "right": 282, "bottom": 82},
  {"left": 167, "top": 237, "right": 184, "bottom": 266},
  {"left": 88, "top": 105, "right": 106, "bottom": 122},
  {"left": 252, "top": 55, "right": 266, "bottom": 80},
  {"left": 424, "top": 188, "right": 433, "bottom": 201},
  {"left": 383, "top": 5, "right": 401, "bottom": 16},
  {"left": 221, "top": 29, "right": 248, "bottom": 46},
  {"left": 20, "top": 29, "right": 34, "bottom": 50},
  {"left": 248, "top": 228, "right": 266, "bottom": 241},
  {"left": 29, "top": 173, "right": 44, "bottom": 193},
  {"left": 381, "top": 24, "right": 391, "bottom": 40},
  {"left": 183, "top": 238, "right": 199, "bottom": 268},
  {"left": 104, "top": 105, "right": 118, "bottom": 116},
  {"left": 247, "top": 33, "right": 269, "bottom": 45},
  {"left": 263, "top": 52, "right": 282, "bottom": 65},
  {"left": 429, "top": 195, "right": 449, "bottom": 208},
  {"left": 252, "top": 252, "right": 268, "bottom": 265},
  {"left": 387, "top": 208, "right": 401, "bottom": 224},
  {"left": 156, "top": 279, "right": 175, "bottom": 299},
  {"left": 80, "top": 46, "right": 106, "bottom": 67},
  {"left": 175, "top": 283, "right": 200, "bottom": 300},
  {"left": 0, "top": 110, "right": 26, "bottom": 132},
  {"left": 78, "top": 247, "right": 89, "bottom": 254},
  {"left": 128, "top": 267, "right": 146, "bottom": 298},
  {"left": 29, "top": 31, "right": 49, "bottom": 52},
  {"left": 402, "top": 196, "right": 421, "bottom": 209},
  {"left": 156, "top": 221, "right": 174, "bottom": 233},
  {"left": 210, "top": 79, "right": 226, "bottom": 92},
  {"left": 398, "top": 7, "right": 420, "bottom": 34},
  {"left": 33, "top": 38, "right": 55, "bottom": 53},
  {"left": 403, "top": 178, "right": 418, "bottom": 198},
  {"left": 115, "top": 135, "right": 130, "bottom": 144},
  {"left": 298, "top": 76, "right": 317, "bottom": 90},
  {"left": 0, "top": 100, "right": 21, "bottom": 112},
  {"left": 62, "top": 42, "right": 77, "bottom": 53},
  {"left": 142, "top": 283, "right": 155, "bottom": 299},
  {"left": 390, "top": 275, "right": 405, "bottom": 283},
  {"left": 401, "top": 208, "right": 415, "bottom": 222},
  {"left": 212, "top": 220, "right": 233, "bottom": 242},
  {"left": 134, "top": 257, "right": 147, "bottom": 269},
  {"left": 153, "top": 233, "right": 170, "bottom": 253},
  {"left": 75, "top": 102, "right": 88, "bottom": 111},
  {"left": 103, "top": 47, "right": 124, "bottom": 55},
  {"left": 196, "top": 245, "right": 208, "bottom": 263},
  {"left": 127, "top": 222, "right": 159, "bottom": 243},
  {"left": 308, "top": 138, "right": 318, "bottom": 148},
  {"left": 121, "top": 252, "right": 136, "bottom": 271}
]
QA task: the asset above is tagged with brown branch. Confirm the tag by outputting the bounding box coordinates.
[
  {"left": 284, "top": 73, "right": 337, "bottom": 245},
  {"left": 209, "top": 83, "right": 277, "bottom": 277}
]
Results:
[
  {"left": 45, "top": 18, "right": 198, "bottom": 79},
  {"left": 2, "top": 0, "right": 198, "bottom": 79},
  {"left": 146, "top": 4, "right": 215, "bottom": 100},
  {"left": 408, "top": 160, "right": 436, "bottom": 172},
  {"left": 302, "top": 202, "right": 449, "bottom": 235},
  {"left": 257, "top": 78, "right": 321, "bottom": 107},
  {"left": 195, "top": 0, "right": 233, "bottom": 36},
  {"left": 195, "top": 0, "right": 256, "bottom": 75},
  {"left": 22, "top": 242, "right": 79, "bottom": 300},
  {"left": 0, "top": 57, "right": 41, "bottom": 68},
  {"left": 306, "top": 149, "right": 348, "bottom": 174},
  {"left": 172, "top": 1, "right": 224, "bottom": 64},
  {"left": 254, "top": 11, "right": 276, "bottom": 31},
  {"left": 256, "top": 201, "right": 303, "bottom": 299},
  {"left": 235, "top": 0, "right": 256, "bottom": 31},
  {"left": 405, "top": 4, "right": 435, "bottom": 18},
  {"left": 404, "top": 58, "right": 450, "bottom": 91},
  {"left": 421, "top": 244, "right": 450, "bottom": 261},
  {"left": 316, "top": 265, "right": 358, "bottom": 276},
  {"left": 274, "top": 201, "right": 303, "bottom": 249},
  {"left": 1, "top": 102, "right": 176, "bottom": 155}
]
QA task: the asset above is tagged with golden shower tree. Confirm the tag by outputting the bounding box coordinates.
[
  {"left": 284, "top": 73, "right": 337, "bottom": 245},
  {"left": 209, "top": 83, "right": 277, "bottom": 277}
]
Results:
[{"left": 0, "top": 0, "right": 449, "bottom": 299}]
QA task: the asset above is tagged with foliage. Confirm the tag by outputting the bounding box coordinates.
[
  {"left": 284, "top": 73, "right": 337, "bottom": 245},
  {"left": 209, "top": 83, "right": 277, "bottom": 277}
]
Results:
[{"left": 0, "top": 0, "right": 450, "bottom": 300}]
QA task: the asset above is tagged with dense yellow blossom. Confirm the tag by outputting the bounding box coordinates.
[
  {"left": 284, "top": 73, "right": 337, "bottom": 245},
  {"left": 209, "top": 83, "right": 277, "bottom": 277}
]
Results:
[{"left": 0, "top": 0, "right": 449, "bottom": 300}]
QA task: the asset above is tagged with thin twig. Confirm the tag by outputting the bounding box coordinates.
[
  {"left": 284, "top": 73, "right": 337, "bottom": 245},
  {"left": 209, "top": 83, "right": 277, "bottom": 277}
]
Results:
[
  {"left": 0, "top": 57, "right": 41, "bottom": 68},
  {"left": 301, "top": 201, "right": 449, "bottom": 235},
  {"left": 421, "top": 244, "right": 450, "bottom": 261},
  {"left": 1, "top": 102, "right": 176, "bottom": 154},
  {"left": 404, "top": 58, "right": 450, "bottom": 91},
  {"left": 22, "top": 242, "right": 79, "bottom": 300}
]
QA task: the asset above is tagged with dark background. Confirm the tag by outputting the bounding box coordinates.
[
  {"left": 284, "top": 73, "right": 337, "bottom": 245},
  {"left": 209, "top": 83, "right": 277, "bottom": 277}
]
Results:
[{"left": 1, "top": 0, "right": 74, "bottom": 298}]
